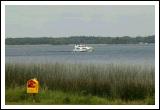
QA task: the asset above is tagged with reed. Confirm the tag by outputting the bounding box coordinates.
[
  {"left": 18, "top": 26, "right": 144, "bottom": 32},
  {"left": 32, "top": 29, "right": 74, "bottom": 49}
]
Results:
[{"left": 5, "top": 63, "right": 155, "bottom": 101}]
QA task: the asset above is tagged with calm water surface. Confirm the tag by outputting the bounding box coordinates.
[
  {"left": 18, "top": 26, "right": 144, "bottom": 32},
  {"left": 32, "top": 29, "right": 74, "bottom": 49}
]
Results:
[{"left": 5, "top": 44, "right": 155, "bottom": 65}]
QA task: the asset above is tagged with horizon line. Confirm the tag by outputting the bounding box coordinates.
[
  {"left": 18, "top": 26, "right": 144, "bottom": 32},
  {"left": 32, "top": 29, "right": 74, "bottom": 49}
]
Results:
[{"left": 5, "top": 34, "right": 155, "bottom": 39}]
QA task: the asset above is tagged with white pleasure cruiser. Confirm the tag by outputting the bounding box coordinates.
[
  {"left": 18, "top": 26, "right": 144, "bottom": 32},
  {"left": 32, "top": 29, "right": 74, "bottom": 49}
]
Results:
[{"left": 73, "top": 44, "right": 94, "bottom": 52}]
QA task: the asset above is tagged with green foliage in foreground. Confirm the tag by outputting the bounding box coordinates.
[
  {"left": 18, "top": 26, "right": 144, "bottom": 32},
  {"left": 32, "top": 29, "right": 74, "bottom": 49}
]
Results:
[
  {"left": 6, "top": 86, "right": 154, "bottom": 105},
  {"left": 5, "top": 63, "right": 155, "bottom": 104}
]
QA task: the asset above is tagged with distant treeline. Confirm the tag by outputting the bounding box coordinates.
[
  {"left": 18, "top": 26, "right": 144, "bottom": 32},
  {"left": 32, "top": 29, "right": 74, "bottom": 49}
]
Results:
[{"left": 5, "top": 35, "right": 155, "bottom": 45}]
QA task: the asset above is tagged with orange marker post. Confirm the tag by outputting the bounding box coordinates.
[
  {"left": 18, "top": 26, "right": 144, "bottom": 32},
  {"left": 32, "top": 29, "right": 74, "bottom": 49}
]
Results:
[
  {"left": 27, "top": 78, "right": 39, "bottom": 102},
  {"left": 27, "top": 78, "right": 39, "bottom": 93}
]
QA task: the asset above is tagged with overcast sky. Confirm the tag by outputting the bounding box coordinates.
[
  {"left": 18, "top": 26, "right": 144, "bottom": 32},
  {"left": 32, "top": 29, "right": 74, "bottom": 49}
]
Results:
[{"left": 5, "top": 5, "right": 155, "bottom": 38}]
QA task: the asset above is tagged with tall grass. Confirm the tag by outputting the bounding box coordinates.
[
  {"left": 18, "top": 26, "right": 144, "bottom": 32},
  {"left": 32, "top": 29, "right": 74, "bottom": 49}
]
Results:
[{"left": 5, "top": 63, "right": 155, "bottom": 101}]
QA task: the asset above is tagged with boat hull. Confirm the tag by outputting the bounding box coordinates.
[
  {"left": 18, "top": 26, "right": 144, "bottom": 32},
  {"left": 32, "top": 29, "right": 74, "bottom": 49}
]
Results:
[
  {"left": 73, "top": 48, "right": 94, "bottom": 52},
  {"left": 73, "top": 44, "right": 94, "bottom": 52}
]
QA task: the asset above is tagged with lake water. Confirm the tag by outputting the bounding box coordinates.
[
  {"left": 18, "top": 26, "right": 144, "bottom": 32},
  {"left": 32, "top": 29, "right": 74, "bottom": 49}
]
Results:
[{"left": 5, "top": 44, "right": 155, "bottom": 65}]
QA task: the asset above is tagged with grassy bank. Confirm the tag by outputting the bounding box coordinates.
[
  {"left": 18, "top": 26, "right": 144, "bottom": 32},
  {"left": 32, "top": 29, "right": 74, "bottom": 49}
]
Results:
[
  {"left": 6, "top": 86, "right": 154, "bottom": 105},
  {"left": 5, "top": 63, "right": 155, "bottom": 104}
]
